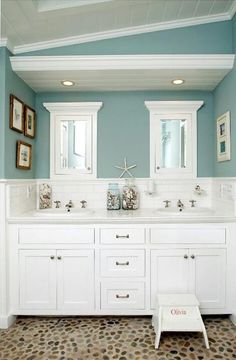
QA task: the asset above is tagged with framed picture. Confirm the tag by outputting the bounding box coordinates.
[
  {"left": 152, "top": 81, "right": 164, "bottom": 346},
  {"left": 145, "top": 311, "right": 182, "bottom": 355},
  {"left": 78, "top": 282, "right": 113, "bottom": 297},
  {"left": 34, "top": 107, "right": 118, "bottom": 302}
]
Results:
[
  {"left": 16, "top": 141, "right": 32, "bottom": 170},
  {"left": 217, "top": 111, "right": 231, "bottom": 162},
  {"left": 24, "top": 105, "right": 36, "bottom": 138},
  {"left": 10, "top": 94, "right": 24, "bottom": 133}
]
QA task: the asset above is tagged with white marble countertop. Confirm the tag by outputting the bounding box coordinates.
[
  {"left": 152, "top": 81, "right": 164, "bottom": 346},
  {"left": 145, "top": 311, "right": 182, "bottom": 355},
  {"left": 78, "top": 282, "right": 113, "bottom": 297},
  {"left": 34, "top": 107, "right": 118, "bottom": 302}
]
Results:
[{"left": 7, "top": 208, "right": 236, "bottom": 224}]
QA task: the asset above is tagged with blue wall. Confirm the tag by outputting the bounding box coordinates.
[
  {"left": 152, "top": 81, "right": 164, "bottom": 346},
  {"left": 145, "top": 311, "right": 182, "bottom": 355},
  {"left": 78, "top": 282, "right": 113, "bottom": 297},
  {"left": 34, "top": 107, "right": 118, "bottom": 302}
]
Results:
[
  {"left": 213, "top": 15, "right": 236, "bottom": 177},
  {"left": 0, "top": 48, "right": 6, "bottom": 178},
  {"left": 4, "top": 50, "right": 36, "bottom": 179},
  {"left": 1, "top": 18, "right": 235, "bottom": 179},
  {"left": 36, "top": 91, "right": 214, "bottom": 179},
  {"left": 22, "top": 21, "right": 232, "bottom": 56}
]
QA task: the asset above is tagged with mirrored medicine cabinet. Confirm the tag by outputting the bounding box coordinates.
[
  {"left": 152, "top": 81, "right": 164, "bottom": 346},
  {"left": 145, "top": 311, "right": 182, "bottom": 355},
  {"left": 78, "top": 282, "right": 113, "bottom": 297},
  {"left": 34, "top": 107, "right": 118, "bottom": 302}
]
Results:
[
  {"left": 145, "top": 101, "right": 204, "bottom": 179},
  {"left": 43, "top": 102, "right": 103, "bottom": 179}
]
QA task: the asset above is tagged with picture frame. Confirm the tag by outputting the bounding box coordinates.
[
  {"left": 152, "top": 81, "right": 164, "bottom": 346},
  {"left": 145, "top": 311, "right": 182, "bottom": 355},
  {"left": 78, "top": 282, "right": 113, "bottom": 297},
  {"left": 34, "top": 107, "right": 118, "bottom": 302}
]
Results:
[
  {"left": 217, "top": 111, "right": 231, "bottom": 162},
  {"left": 9, "top": 94, "right": 24, "bottom": 133},
  {"left": 16, "top": 141, "right": 32, "bottom": 170},
  {"left": 24, "top": 105, "right": 36, "bottom": 138}
]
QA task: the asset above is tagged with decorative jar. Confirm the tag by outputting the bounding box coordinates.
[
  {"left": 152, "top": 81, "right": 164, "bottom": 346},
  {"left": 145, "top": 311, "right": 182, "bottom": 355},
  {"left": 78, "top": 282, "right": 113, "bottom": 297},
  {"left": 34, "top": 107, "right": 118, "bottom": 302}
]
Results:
[
  {"left": 122, "top": 183, "right": 139, "bottom": 210},
  {"left": 107, "top": 183, "right": 121, "bottom": 210}
]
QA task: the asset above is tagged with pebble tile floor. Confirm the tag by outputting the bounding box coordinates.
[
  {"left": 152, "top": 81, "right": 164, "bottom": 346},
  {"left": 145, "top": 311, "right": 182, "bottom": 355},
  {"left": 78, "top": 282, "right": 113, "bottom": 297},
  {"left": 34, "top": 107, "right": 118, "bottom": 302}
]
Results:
[{"left": 0, "top": 316, "right": 235, "bottom": 360}]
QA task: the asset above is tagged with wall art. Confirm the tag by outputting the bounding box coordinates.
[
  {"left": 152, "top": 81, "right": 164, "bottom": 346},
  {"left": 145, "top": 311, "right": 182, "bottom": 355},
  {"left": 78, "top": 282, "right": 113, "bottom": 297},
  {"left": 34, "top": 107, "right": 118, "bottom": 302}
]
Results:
[{"left": 216, "top": 111, "right": 230, "bottom": 162}]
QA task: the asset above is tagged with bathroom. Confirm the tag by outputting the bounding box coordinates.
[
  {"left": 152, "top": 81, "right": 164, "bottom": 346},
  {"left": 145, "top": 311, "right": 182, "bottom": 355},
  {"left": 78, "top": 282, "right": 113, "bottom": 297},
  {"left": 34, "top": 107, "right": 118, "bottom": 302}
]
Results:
[{"left": 0, "top": 0, "right": 236, "bottom": 358}]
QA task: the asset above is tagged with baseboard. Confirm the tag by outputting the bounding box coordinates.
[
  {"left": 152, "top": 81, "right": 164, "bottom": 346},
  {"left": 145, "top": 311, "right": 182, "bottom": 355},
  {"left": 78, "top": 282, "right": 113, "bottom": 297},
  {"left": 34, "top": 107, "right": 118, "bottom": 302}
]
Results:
[
  {"left": 229, "top": 314, "right": 236, "bottom": 326},
  {"left": 0, "top": 315, "right": 17, "bottom": 329}
]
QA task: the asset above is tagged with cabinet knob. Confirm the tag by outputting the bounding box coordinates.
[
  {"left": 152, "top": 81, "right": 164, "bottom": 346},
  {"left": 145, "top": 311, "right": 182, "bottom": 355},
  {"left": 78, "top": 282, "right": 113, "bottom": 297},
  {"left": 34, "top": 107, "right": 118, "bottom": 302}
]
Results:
[
  {"left": 50, "top": 255, "right": 55, "bottom": 260},
  {"left": 57, "top": 256, "right": 62, "bottom": 260},
  {"left": 184, "top": 254, "right": 188, "bottom": 259},
  {"left": 156, "top": 166, "right": 160, "bottom": 170},
  {"left": 191, "top": 255, "right": 195, "bottom": 259}
]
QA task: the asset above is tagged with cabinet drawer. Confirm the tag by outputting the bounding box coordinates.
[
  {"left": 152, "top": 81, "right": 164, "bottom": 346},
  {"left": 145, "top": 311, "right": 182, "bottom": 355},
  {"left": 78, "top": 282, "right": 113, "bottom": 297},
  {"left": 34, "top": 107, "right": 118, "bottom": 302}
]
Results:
[
  {"left": 100, "top": 250, "right": 145, "bottom": 277},
  {"left": 150, "top": 228, "right": 226, "bottom": 244},
  {"left": 100, "top": 228, "right": 145, "bottom": 244},
  {"left": 19, "top": 226, "right": 94, "bottom": 244},
  {"left": 101, "top": 281, "right": 145, "bottom": 310}
]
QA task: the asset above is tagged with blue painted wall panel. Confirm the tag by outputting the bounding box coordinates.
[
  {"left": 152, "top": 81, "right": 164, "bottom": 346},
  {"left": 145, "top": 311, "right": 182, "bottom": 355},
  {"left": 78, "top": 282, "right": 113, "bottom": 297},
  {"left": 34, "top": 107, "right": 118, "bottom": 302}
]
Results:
[
  {"left": 20, "top": 21, "right": 232, "bottom": 56},
  {"left": 213, "top": 15, "right": 236, "bottom": 177},
  {"left": 35, "top": 91, "right": 214, "bottom": 179},
  {"left": 4, "top": 50, "right": 36, "bottom": 179}
]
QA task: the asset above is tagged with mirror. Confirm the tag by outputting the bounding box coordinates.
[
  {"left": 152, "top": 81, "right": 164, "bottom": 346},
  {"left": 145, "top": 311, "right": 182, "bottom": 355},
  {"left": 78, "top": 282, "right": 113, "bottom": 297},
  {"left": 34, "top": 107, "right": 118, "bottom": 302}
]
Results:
[
  {"left": 60, "top": 120, "right": 89, "bottom": 171},
  {"left": 43, "top": 101, "right": 102, "bottom": 179},
  {"left": 145, "top": 100, "right": 204, "bottom": 179},
  {"left": 161, "top": 119, "right": 186, "bottom": 169}
]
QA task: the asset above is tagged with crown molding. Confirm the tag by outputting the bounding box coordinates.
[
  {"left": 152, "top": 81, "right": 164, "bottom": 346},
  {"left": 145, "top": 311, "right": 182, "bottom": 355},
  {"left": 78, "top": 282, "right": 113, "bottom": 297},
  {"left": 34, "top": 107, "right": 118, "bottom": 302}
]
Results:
[
  {"left": 10, "top": 54, "right": 235, "bottom": 72},
  {"left": 229, "top": 1, "right": 236, "bottom": 18},
  {"left": 43, "top": 102, "right": 103, "bottom": 113},
  {"left": 0, "top": 37, "right": 14, "bottom": 53},
  {"left": 145, "top": 101, "right": 204, "bottom": 113},
  {"left": 13, "top": 12, "right": 232, "bottom": 55}
]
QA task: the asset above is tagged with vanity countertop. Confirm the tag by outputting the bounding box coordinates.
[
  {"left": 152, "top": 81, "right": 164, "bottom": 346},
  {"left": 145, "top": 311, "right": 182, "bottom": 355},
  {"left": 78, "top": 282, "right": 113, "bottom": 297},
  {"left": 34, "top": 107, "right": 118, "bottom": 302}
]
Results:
[{"left": 7, "top": 208, "right": 236, "bottom": 224}]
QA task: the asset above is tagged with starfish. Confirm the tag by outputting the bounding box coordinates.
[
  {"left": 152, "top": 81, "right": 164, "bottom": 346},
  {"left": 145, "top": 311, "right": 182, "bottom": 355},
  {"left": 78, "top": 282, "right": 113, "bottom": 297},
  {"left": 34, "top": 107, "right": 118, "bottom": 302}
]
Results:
[{"left": 115, "top": 157, "right": 137, "bottom": 178}]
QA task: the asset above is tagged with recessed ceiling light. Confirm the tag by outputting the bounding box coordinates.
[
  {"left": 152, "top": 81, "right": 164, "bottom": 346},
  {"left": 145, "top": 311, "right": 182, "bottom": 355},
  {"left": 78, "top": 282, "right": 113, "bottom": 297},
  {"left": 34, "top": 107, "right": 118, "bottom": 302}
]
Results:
[
  {"left": 172, "top": 79, "right": 185, "bottom": 85},
  {"left": 61, "top": 80, "right": 75, "bottom": 87}
]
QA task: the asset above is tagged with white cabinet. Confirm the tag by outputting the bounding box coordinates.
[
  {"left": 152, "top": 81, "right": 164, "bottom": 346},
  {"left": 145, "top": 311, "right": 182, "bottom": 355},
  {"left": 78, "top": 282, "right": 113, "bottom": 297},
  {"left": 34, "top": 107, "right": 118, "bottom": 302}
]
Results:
[
  {"left": 190, "top": 249, "right": 226, "bottom": 309},
  {"left": 19, "top": 249, "right": 94, "bottom": 312},
  {"left": 151, "top": 249, "right": 226, "bottom": 309},
  {"left": 19, "top": 250, "right": 57, "bottom": 310},
  {"left": 151, "top": 249, "right": 190, "bottom": 308},
  {"left": 57, "top": 250, "right": 94, "bottom": 311}
]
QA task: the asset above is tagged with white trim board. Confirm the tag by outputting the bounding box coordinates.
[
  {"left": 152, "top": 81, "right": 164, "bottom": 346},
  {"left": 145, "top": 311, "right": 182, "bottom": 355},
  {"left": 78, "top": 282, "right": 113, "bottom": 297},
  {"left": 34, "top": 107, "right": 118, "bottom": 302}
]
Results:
[
  {"left": 10, "top": 12, "right": 235, "bottom": 55},
  {"left": 10, "top": 54, "right": 235, "bottom": 72}
]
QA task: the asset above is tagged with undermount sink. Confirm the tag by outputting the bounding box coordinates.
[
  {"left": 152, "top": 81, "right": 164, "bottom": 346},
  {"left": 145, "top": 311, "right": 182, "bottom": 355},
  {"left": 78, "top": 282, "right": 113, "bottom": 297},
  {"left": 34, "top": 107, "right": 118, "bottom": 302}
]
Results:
[
  {"left": 34, "top": 208, "right": 94, "bottom": 217},
  {"left": 155, "top": 207, "right": 214, "bottom": 216}
]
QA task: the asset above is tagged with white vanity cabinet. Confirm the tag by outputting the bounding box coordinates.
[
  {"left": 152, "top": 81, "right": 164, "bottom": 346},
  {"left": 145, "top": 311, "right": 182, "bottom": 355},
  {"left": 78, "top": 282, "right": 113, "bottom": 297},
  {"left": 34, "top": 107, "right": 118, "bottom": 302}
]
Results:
[
  {"left": 150, "top": 248, "right": 226, "bottom": 309},
  {"left": 8, "top": 222, "right": 231, "bottom": 318}
]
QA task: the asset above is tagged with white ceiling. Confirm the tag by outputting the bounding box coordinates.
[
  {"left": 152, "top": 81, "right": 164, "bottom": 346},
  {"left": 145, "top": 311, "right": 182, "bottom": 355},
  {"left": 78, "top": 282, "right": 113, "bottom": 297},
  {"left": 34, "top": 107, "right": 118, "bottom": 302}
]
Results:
[{"left": 1, "top": 0, "right": 236, "bottom": 54}]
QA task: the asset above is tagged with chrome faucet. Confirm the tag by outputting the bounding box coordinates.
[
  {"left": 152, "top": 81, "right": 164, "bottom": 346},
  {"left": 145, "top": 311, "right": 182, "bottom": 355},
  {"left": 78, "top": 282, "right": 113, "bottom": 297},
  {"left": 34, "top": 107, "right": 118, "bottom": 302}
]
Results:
[
  {"left": 177, "top": 199, "right": 184, "bottom": 209},
  {"left": 54, "top": 200, "right": 61, "bottom": 209},
  {"left": 80, "top": 200, "right": 87, "bottom": 209},
  {"left": 65, "top": 200, "right": 73, "bottom": 212},
  {"left": 163, "top": 200, "right": 171, "bottom": 208}
]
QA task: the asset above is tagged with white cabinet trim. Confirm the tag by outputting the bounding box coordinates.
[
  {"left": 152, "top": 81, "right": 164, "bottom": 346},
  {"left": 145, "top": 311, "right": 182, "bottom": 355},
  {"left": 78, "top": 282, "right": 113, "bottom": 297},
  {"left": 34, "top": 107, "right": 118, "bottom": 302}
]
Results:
[
  {"left": 43, "top": 102, "right": 103, "bottom": 180},
  {"left": 145, "top": 100, "right": 203, "bottom": 179}
]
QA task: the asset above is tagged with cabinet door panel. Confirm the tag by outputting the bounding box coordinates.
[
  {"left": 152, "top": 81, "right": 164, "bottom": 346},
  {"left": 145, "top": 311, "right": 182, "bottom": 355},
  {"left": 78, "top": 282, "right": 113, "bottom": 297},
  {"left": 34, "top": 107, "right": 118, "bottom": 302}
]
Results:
[
  {"left": 57, "top": 250, "right": 94, "bottom": 311},
  {"left": 151, "top": 250, "right": 189, "bottom": 308},
  {"left": 19, "top": 250, "right": 57, "bottom": 310},
  {"left": 191, "top": 249, "right": 226, "bottom": 308}
]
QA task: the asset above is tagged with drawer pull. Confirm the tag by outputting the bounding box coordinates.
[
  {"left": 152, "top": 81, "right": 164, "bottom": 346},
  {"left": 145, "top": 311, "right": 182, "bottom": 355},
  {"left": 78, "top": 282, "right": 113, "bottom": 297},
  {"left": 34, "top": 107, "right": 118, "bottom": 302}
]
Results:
[
  {"left": 116, "top": 261, "right": 129, "bottom": 266},
  {"left": 57, "top": 256, "right": 62, "bottom": 260},
  {"left": 184, "top": 254, "right": 188, "bottom": 259},
  {"left": 115, "top": 234, "right": 130, "bottom": 239},
  {"left": 50, "top": 255, "right": 55, "bottom": 260},
  {"left": 116, "top": 294, "right": 130, "bottom": 299},
  {"left": 191, "top": 254, "right": 195, "bottom": 259}
]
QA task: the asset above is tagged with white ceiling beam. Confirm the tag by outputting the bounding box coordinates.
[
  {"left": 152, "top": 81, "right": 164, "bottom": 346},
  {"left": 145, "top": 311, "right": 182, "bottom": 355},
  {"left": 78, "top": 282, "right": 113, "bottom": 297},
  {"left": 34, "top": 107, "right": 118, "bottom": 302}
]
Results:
[{"left": 10, "top": 54, "right": 235, "bottom": 72}]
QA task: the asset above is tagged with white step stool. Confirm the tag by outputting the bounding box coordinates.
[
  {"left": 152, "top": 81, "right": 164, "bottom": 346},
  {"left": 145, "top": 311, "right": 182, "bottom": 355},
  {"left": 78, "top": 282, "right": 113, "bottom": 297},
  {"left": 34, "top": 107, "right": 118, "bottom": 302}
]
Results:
[{"left": 152, "top": 294, "right": 210, "bottom": 349}]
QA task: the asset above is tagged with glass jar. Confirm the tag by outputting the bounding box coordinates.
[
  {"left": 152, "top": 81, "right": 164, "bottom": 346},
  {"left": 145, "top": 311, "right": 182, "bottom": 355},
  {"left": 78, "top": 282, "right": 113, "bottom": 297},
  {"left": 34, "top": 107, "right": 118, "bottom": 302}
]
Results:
[
  {"left": 107, "top": 183, "right": 121, "bottom": 210},
  {"left": 122, "top": 184, "right": 139, "bottom": 210}
]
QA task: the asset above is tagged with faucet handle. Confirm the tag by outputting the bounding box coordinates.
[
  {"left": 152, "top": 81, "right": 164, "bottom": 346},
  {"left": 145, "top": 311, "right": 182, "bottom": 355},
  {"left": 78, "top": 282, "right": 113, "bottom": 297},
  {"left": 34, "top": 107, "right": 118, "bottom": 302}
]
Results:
[
  {"left": 189, "top": 200, "right": 196, "bottom": 208},
  {"left": 163, "top": 200, "right": 171, "bottom": 208},
  {"left": 54, "top": 200, "right": 61, "bottom": 208},
  {"left": 80, "top": 200, "right": 87, "bottom": 208}
]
